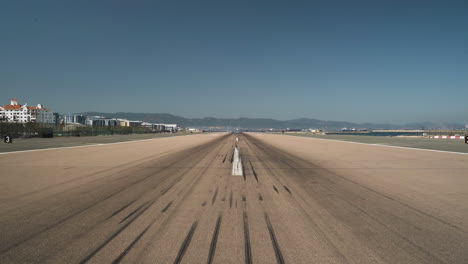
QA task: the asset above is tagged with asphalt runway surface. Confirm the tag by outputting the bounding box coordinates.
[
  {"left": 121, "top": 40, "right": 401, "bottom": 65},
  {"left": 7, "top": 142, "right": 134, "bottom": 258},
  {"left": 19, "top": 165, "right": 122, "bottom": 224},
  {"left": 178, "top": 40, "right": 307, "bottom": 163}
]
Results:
[
  {"left": 1, "top": 132, "right": 467, "bottom": 263},
  {"left": 283, "top": 133, "right": 468, "bottom": 154}
]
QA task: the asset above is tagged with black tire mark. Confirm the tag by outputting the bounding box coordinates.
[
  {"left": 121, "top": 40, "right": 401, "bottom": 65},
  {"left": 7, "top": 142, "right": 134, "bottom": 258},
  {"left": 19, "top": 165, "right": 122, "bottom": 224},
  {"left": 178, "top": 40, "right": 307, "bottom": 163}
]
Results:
[
  {"left": 229, "top": 191, "right": 233, "bottom": 208},
  {"left": 2, "top": 135, "right": 232, "bottom": 256},
  {"left": 173, "top": 221, "right": 198, "bottom": 264},
  {"left": 161, "top": 175, "right": 184, "bottom": 195},
  {"left": 120, "top": 201, "right": 149, "bottom": 223},
  {"left": 248, "top": 133, "right": 455, "bottom": 262},
  {"left": 249, "top": 161, "right": 259, "bottom": 183},
  {"left": 273, "top": 185, "right": 279, "bottom": 193},
  {"left": 283, "top": 186, "right": 292, "bottom": 195},
  {"left": 242, "top": 159, "right": 247, "bottom": 181},
  {"left": 0, "top": 149, "right": 170, "bottom": 204},
  {"left": 242, "top": 194, "right": 246, "bottom": 202},
  {"left": 212, "top": 187, "right": 219, "bottom": 205},
  {"left": 80, "top": 200, "right": 155, "bottom": 263},
  {"left": 243, "top": 211, "right": 253, "bottom": 264},
  {"left": 264, "top": 213, "right": 285, "bottom": 264},
  {"left": 242, "top": 134, "right": 348, "bottom": 262},
  {"left": 207, "top": 214, "right": 222, "bottom": 264},
  {"left": 202, "top": 201, "right": 207, "bottom": 207},
  {"left": 111, "top": 222, "right": 153, "bottom": 264},
  {"left": 7, "top": 135, "right": 231, "bottom": 264},
  {"left": 161, "top": 201, "right": 173, "bottom": 213},
  {"left": 106, "top": 200, "right": 135, "bottom": 220},
  {"left": 258, "top": 193, "right": 263, "bottom": 201},
  {"left": 222, "top": 155, "right": 226, "bottom": 163}
]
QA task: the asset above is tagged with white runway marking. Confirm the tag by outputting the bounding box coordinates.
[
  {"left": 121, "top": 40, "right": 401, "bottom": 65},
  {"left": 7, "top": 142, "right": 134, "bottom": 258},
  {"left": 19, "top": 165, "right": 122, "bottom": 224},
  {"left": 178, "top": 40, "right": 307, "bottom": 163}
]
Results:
[{"left": 232, "top": 147, "right": 243, "bottom": 176}]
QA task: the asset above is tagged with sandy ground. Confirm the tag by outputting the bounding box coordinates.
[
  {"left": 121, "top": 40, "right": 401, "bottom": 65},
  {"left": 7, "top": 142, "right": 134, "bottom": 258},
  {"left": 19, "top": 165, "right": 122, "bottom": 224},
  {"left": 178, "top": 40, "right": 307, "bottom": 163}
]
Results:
[{"left": 0, "top": 132, "right": 467, "bottom": 263}]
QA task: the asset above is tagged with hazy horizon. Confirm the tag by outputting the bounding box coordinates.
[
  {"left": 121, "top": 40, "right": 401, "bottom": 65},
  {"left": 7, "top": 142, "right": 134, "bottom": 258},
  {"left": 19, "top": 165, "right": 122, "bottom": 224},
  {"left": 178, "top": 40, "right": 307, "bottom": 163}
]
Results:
[{"left": 2, "top": 0, "right": 467, "bottom": 124}]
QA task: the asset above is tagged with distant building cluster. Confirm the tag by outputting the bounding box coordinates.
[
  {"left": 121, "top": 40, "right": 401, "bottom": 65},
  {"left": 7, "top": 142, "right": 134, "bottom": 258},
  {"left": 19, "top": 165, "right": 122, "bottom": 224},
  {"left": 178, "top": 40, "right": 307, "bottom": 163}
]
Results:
[
  {"left": 60, "top": 114, "right": 178, "bottom": 132},
  {"left": 340, "top": 127, "right": 368, "bottom": 132},
  {"left": 1, "top": 99, "right": 179, "bottom": 132},
  {"left": 0, "top": 99, "right": 55, "bottom": 124}
]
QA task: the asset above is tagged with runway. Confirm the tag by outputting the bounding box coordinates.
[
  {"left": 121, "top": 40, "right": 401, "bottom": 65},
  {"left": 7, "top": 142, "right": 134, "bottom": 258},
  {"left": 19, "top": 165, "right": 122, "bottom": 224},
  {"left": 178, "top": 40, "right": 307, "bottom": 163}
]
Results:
[{"left": 1, "top": 132, "right": 467, "bottom": 263}]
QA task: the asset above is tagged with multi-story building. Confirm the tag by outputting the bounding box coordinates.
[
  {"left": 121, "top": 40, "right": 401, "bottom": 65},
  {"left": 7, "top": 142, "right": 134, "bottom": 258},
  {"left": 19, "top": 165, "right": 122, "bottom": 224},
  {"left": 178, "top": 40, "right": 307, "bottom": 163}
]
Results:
[
  {"left": 85, "top": 116, "right": 120, "bottom": 127},
  {"left": 142, "top": 122, "right": 166, "bottom": 132},
  {"left": 63, "top": 114, "right": 87, "bottom": 124},
  {"left": 162, "top": 124, "right": 177, "bottom": 132},
  {"left": 53, "top": 113, "right": 60, "bottom": 125},
  {"left": 120, "top": 120, "right": 143, "bottom": 127},
  {"left": 0, "top": 99, "right": 54, "bottom": 124}
]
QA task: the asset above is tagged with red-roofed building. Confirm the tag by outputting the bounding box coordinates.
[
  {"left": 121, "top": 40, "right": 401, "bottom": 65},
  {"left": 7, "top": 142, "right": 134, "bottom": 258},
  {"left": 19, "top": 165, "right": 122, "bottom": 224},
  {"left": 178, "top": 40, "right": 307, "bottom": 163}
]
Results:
[{"left": 0, "top": 99, "right": 55, "bottom": 123}]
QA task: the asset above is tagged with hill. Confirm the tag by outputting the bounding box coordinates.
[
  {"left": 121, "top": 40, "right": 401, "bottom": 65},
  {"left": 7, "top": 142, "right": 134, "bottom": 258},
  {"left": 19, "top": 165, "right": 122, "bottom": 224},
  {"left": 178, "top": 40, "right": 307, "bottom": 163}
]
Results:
[{"left": 80, "top": 112, "right": 464, "bottom": 130}]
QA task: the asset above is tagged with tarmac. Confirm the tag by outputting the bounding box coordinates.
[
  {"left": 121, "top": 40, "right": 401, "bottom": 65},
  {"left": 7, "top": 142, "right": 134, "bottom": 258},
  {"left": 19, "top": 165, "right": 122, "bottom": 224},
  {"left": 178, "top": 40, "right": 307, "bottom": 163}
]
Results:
[{"left": 0, "top": 132, "right": 467, "bottom": 263}]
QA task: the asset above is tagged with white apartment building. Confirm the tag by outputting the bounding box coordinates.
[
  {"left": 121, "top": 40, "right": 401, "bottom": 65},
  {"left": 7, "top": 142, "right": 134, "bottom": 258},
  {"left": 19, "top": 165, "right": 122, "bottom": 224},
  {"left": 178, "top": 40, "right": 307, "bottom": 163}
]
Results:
[{"left": 0, "top": 99, "right": 55, "bottom": 124}]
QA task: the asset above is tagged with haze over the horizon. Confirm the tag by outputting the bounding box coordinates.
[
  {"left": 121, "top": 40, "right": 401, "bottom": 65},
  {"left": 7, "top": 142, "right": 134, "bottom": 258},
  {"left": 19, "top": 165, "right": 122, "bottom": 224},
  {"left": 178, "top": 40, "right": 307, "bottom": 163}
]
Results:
[{"left": 2, "top": 0, "right": 467, "bottom": 124}]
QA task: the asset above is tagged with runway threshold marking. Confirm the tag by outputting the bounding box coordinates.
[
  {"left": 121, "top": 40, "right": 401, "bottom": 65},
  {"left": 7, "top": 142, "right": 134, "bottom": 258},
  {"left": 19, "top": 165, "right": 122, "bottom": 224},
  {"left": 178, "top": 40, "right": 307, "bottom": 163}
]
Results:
[{"left": 232, "top": 147, "right": 244, "bottom": 176}]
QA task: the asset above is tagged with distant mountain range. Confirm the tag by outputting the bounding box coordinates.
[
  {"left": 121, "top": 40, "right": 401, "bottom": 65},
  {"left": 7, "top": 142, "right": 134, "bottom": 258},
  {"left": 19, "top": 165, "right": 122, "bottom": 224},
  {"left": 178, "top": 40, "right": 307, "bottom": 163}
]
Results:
[{"left": 80, "top": 112, "right": 466, "bottom": 130}]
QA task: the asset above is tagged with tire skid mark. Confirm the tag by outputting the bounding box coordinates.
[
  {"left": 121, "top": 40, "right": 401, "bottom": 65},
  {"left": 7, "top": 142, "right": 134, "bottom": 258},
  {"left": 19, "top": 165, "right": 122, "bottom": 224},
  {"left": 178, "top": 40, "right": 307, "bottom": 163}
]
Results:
[
  {"left": 173, "top": 220, "right": 199, "bottom": 264},
  {"left": 242, "top": 194, "right": 246, "bottom": 202},
  {"left": 283, "top": 186, "right": 292, "bottom": 195},
  {"left": 273, "top": 185, "right": 279, "bottom": 193},
  {"left": 320, "top": 181, "right": 446, "bottom": 263},
  {"left": 222, "top": 155, "right": 226, "bottom": 163},
  {"left": 111, "top": 221, "right": 154, "bottom": 264},
  {"left": 4, "top": 134, "right": 230, "bottom": 260},
  {"left": 249, "top": 134, "right": 453, "bottom": 261},
  {"left": 120, "top": 201, "right": 149, "bottom": 223},
  {"left": 106, "top": 200, "right": 135, "bottom": 220},
  {"left": 249, "top": 161, "right": 259, "bottom": 183},
  {"left": 242, "top": 159, "right": 247, "bottom": 181},
  {"left": 229, "top": 191, "right": 233, "bottom": 208},
  {"left": 10, "top": 135, "right": 229, "bottom": 254},
  {"left": 202, "top": 201, "right": 207, "bottom": 207},
  {"left": 161, "top": 201, "right": 173, "bottom": 213},
  {"left": 211, "top": 187, "right": 219, "bottom": 205},
  {"left": 207, "top": 214, "right": 222, "bottom": 264},
  {"left": 243, "top": 211, "right": 253, "bottom": 264},
  {"left": 79, "top": 200, "right": 156, "bottom": 264},
  {"left": 264, "top": 212, "right": 285, "bottom": 264},
  {"left": 243, "top": 134, "right": 348, "bottom": 262},
  {"left": 1, "top": 149, "right": 174, "bottom": 205},
  {"left": 1, "top": 147, "right": 200, "bottom": 255},
  {"left": 258, "top": 193, "right": 263, "bottom": 201},
  {"left": 161, "top": 175, "right": 183, "bottom": 196}
]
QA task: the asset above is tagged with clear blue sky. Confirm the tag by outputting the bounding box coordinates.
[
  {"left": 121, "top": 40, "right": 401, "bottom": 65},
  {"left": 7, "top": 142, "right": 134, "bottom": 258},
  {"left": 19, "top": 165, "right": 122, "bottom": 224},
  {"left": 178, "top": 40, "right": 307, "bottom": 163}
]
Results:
[{"left": 1, "top": 0, "right": 467, "bottom": 124}]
